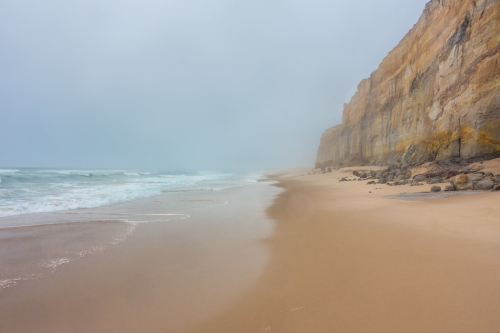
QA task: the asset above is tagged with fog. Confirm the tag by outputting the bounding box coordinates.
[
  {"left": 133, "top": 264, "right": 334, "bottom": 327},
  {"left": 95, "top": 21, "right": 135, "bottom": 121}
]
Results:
[{"left": 0, "top": 0, "right": 429, "bottom": 171}]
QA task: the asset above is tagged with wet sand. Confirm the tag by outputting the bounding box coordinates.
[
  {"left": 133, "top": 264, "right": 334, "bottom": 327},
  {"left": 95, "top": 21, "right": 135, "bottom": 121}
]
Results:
[
  {"left": 2, "top": 169, "right": 500, "bottom": 332},
  {"left": 186, "top": 168, "right": 500, "bottom": 333},
  {"left": 0, "top": 183, "right": 281, "bottom": 333}
]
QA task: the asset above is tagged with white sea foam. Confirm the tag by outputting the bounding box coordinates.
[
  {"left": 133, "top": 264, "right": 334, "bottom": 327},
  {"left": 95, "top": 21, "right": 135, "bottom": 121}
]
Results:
[
  {"left": 0, "top": 169, "right": 19, "bottom": 173},
  {"left": 0, "top": 169, "right": 261, "bottom": 218}
]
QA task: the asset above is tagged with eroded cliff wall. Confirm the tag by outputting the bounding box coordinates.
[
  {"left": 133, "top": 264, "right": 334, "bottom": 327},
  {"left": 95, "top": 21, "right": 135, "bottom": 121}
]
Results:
[{"left": 317, "top": 0, "right": 500, "bottom": 168}]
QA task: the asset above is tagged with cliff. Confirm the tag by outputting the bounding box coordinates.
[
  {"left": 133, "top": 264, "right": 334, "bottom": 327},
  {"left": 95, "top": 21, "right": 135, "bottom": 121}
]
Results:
[{"left": 317, "top": 0, "right": 500, "bottom": 168}]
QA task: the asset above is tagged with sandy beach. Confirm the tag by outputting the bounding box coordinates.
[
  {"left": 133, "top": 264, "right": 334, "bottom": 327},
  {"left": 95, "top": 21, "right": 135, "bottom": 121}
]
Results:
[
  {"left": 1, "top": 168, "right": 500, "bottom": 332},
  {"left": 186, "top": 168, "right": 500, "bottom": 333}
]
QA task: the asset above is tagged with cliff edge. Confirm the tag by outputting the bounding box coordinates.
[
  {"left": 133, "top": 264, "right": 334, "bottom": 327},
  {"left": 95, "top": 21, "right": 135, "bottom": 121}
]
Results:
[{"left": 317, "top": 0, "right": 500, "bottom": 169}]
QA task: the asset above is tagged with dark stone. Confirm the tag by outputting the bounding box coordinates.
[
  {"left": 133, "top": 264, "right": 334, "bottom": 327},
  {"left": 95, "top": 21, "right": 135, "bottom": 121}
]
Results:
[
  {"left": 413, "top": 175, "right": 426, "bottom": 182},
  {"left": 444, "top": 184, "right": 456, "bottom": 191},
  {"left": 474, "top": 179, "right": 495, "bottom": 191},
  {"left": 431, "top": 186, "right": 442, "bottom": 192},
  {"left": 367, "top": 181, "right": 376, "bottom": 185},
  {"left": 427, "top": 178, "right": 441, "bottom": 184},
  {"left": 469, "top": 174, "right": 485, "bottom": 182}
]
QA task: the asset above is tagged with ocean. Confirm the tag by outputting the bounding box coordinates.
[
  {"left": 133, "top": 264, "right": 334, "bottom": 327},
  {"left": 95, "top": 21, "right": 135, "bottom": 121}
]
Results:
[
  {"left": 0, "top": 168, "right": 268, "bottom": 291},
  {"left": 0, "top": 168, "right": 260, "bottom": 220}
]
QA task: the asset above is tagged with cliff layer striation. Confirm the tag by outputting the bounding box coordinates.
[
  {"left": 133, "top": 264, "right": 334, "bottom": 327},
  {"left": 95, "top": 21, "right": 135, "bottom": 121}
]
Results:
[{"left": 317, "top": 0, "right": 500, "bottom": 168}]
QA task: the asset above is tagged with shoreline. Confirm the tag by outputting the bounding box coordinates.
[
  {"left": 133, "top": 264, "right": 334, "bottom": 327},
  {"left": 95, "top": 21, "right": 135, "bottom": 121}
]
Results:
[
  {"left": 0, "top": 182, "right": 281, "bottom": 332},
  {"left": 186, "top": 168, "right": 500, "bottom": 332},
  {"left": 1, "top": 168, "right": 499, "bottom": 332}
]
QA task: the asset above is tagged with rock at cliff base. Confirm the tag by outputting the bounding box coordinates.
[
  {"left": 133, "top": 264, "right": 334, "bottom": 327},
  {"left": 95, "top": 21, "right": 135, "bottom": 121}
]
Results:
[
  {"left": 444, "top": 184, "right": 456, "bottom": 191},
  {"left": 413, "top": 175, "right": 426, "bottom": 183},
  {"left": 474, "top": 179, "right": 495, "bottom": 191},
  {"left": 452, "top": 174, "right": 473, "bottom": 191},
  {"left": 468, "top": 174, "right": 485, "bottom": 182},
  {"left": 431, "top": 186, "right": 442, "bottom": 192}
]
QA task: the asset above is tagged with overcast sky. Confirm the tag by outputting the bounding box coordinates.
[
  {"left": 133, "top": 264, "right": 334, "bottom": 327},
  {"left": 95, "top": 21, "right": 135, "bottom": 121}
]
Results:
[{"left": 0, "top": 0, "right": 429, "bottom": 171}]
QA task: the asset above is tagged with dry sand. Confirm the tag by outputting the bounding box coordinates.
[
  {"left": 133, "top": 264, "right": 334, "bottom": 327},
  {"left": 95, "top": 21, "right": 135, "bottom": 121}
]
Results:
[
  {"left": 186, "top": 168, "right": 500, "bottom": 333},
  {"left": 1, "top": 168, "right": 500, "bottom": 332}
]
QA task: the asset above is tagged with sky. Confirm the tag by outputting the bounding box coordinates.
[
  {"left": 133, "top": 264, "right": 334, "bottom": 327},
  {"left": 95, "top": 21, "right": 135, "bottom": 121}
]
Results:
[{"left": 0, "top": 0, "right": 429, "bottom": 171}]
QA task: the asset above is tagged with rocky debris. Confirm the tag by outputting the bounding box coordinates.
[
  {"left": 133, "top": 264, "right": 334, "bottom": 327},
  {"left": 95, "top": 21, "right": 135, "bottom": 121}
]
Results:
[
  {"left": 339, "top": 177, "right": 347, "bottom": 182},
  {"left": 410, "top": 182, "right": 424, "bottom": 186},
  {"left": 431, "top": 186, "right": 442, "bottom": 192},
  {"left": 413, "top": 175, "right": 427, "bottom": 183},
  {"left": 378, "top": 178, "right": 387, "bottom": 184},
  {"left": 444, "top": 184, "right": 456, "bottom": 191},
  {"left": 468, "top": 174, "right": 485, "bottom": 182},
  {"left": 367, "top": 181, "right": 376, "bottom": 185},
  {"left": 492, "top": 185, "right": 500, "bottom": 192},
  {"left": 474, "top": 179, "right": 495, "bottom": 191},
  {"left": 359, "top": 173, "right": 368, "bottom": 179},
  {"left": 451, "top": 174, "right": 473, "bottom": 191},
  {"left": 426, "top": 178, "right": 442, "bottom": 184}
]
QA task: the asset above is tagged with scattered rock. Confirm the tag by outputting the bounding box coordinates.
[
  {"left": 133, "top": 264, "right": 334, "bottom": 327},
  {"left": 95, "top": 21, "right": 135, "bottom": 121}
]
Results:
[
  {"left": 444, "top": 184, "right": 456, "bottom": 191},
  {"left": 474, "top": 179, "right": 495, "bottom": 191},
  {"left": 431, "top": 186, "right": 442, "bottom": 192},
  {"left": 427, "top": 178, "right": 441, "bottom": 184},
  {"left": 367, "top": 181, "right": 376, "bottom": 185},
  {"left": 413, "top": 175, "right": 426, "bottom": 182},
  {"left": 468, "top": 173, "right": 485, "bottom": 182},
  {"left": 451, "top": 174, "right": 473, "bottom": 191}
]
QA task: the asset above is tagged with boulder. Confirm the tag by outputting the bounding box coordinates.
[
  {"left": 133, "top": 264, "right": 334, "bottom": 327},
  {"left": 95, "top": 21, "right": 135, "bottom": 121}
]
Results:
[
  {"left": 378, "top": 178, "right": 387, "bottom": 184},
  {"left": 468, "top": 174, "right": 484, "bottom": 182},
  {"left": 444, "top": 184, "right": 456, "bottom": 191},
  {"left": 413, "top": 175, "right": 426, "bottom": 183},
  {"left": 359, "top": 173, "right": 368, "bottom": 179},
  {"left": 367, "top": 181, "right": 376, "bottom": 185},
  {"left": 431, "top": 186, "right": 442, "bottom": 192},
  {"left": 492, "top": 185, "right": 500, "bottom": 192},
  {"left": 451, "top": 174, "right": 473, "bottom": 191},
  {"left": 427, "top": 178, "right": 441, "bottom": 184},
  {"left": 474, "top": 179, "right": 495, "bottom": 191}
]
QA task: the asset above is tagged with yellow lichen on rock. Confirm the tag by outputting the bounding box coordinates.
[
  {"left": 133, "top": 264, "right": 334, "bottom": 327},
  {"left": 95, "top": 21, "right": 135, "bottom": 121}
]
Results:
[{"left": 317, "top": 0, "right": 500, "bottom": 168}]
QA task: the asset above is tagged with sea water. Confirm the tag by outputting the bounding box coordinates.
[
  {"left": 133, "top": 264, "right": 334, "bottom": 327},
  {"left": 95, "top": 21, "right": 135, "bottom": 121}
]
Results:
[
  {"left": 0, "top": 168, "right": 266, "bottom": 291},
  {"left": 0, "top": 168, "right": 259, "bottom": 220}
]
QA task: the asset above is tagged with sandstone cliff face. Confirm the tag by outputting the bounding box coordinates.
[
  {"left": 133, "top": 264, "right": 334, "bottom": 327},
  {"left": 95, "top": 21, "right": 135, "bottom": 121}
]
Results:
[{"left": 317, "top": 0, "right": 500, "bottom": 168}]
